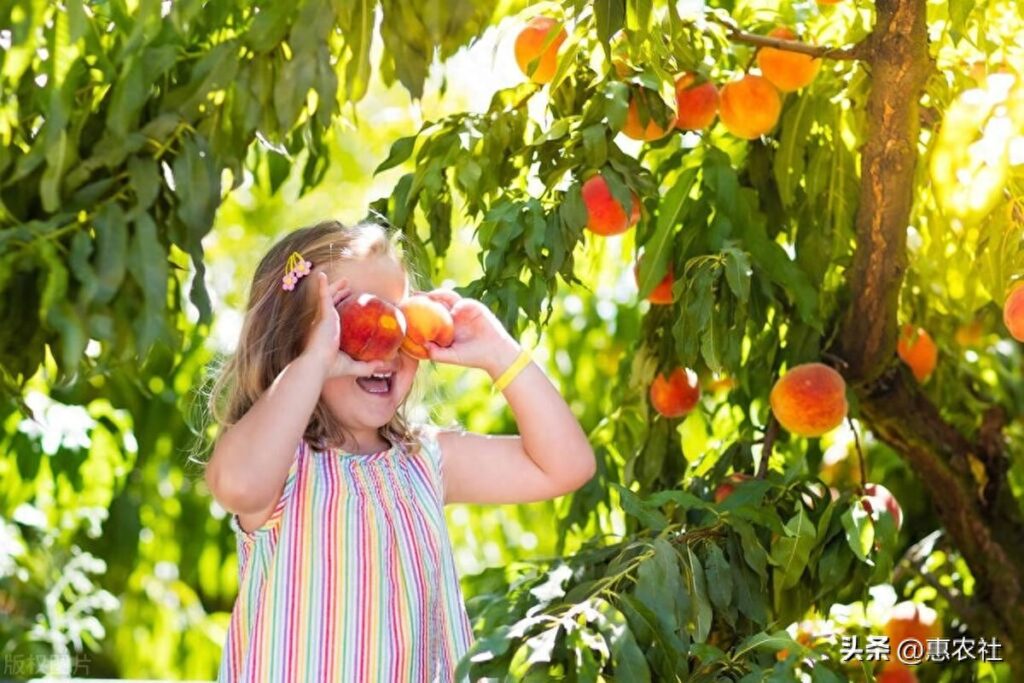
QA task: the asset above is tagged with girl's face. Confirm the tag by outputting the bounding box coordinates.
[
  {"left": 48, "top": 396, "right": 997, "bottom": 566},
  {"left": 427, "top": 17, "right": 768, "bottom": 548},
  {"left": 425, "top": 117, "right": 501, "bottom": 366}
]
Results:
[{"left": 320, "top": 254, "right": 419, "bottom": 444}]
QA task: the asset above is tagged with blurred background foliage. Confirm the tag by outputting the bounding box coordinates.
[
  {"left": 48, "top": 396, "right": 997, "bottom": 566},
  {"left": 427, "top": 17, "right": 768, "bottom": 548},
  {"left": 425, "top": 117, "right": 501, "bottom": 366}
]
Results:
[{"left": 1, "top": 0, "right": 1023, "bottom": 680}]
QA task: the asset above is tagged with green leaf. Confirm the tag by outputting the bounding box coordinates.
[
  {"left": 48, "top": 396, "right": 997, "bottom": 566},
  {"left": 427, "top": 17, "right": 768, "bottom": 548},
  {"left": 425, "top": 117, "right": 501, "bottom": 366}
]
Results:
[
  {"left": 637, "top": 165, "right": 698, "bottom": 299},
  {"left": 717, "top": 478, "right": 771, "bottom": 512},
  {"left": 582, "top": 125, "right": 608, "bottom": 169},
  {"left": 769, "top": 506, "right": 817, "bottom": 589},
  {"left": 703, "top": 543, "right": 732, "bottom": 612},
  {"left": 644, "top": 489, "right": 709, "bottom": 512},
  {"left": 594, "top": 0, "right": 626, "bottom": 46},
  {"left": 618, "top": 594, "right": 683, "bottom": 678},
  {"left": 733, "top": 631, "right": 799, "bottom": 659},
  {"left": 841, "top": 502, "right": 875, "bottom": 563},
  {"left": 376, "top": 134, "right": 418, "bottom": 174},
  {"left": 948, "top": 0, "right": 974, "bottom": 42},
  {"left": 603, "top": 81, "right": 630, "bottom": 131},
  {"left": 172, "top": 135, "right": 221, "bottom": 246},
  {"left": 12, "top": 431, "right": 41, "bottom": 482},
  {"left": 613, "top": 483, "right": 668, "bottom": 531},
  {"left": 687, "top": 546, "right": 712, "bottom": 643},
  {"left": 722, "top": 245, "right": 751, "bottom": 302},
  {"left": 127, "top": 155, "right": 161, "bottom": 215},
  {"left": 634, "top": 539, "right": 684, "bottom": 641},
  {"left": 773, "top": 95, "right": 815, "bottom": 207},
  {"left": 93, "top": 203, "right": 128, "bottom": 304},
  {"left": 592, "top": 599, "right": 651, "bottom": 683},
  {"left": 730, "top": 519, "right": 769, "bottom": 578},
  {"left": 245, "top": 2, "right": 295, "bottom": 52},
  {"left": 560, "top": 182, "right": 588, "bottom": 235},
  {"left": 734, "top": 192, "right": 820, "bottom": 326},
  {"left": 817, "top": 538, "right": 853, "bottom": 590},
  {"left": 127, "top": 212, "right": 168, "bottom": 353}
]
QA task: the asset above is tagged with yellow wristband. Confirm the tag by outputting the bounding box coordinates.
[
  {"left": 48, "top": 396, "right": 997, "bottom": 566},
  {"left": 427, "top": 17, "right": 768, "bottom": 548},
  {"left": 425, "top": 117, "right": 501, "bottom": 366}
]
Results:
[{"left": 492, "top": 349, "right": 532, "bottom": 393}]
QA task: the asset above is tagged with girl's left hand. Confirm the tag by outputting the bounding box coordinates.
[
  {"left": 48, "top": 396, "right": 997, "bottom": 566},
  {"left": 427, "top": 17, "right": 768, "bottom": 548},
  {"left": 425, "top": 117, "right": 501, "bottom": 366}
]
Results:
[{"left": 420, "top": 290, "right": 520, "bottom": 374}]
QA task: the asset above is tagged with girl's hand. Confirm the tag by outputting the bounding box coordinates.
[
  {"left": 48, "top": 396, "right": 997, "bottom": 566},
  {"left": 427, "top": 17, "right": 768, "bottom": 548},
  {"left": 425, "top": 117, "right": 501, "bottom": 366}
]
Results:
[
  {"left": 420, "top": 290, "right": 521, "bottom": 377},
  {"left": 302, "top": 272, "right": 388, "bottom": 380}
]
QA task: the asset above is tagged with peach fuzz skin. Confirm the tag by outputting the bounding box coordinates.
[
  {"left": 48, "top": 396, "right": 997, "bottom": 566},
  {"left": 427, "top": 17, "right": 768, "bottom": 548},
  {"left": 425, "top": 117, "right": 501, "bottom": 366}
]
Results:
[
  {"left": 582, "top": 175, "right": 640, "bottom": 236},
  {"left": 399, "top": 294, "right": 455, "bottom": 360},
  {"left": 336, "top": 294, "right": 407, "bottom": 362},
  {"left": 769, "top": 362, "right": 847, "bottom": 437},
  {"left": 719, "top": 75, "right": 782, "bottom": 139},
  {"left": 650, "top": 368, "right": 700, "bottom": 418},
  {"left": 514, "top": 17, "right": 566, "bottom": 84}
]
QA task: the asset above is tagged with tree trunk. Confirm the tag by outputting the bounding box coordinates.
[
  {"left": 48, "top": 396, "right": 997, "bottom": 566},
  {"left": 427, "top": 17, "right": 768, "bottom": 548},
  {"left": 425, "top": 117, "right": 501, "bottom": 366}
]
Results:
[{"left": 837, "top": 0, "right": 1024, "bottom": 674}]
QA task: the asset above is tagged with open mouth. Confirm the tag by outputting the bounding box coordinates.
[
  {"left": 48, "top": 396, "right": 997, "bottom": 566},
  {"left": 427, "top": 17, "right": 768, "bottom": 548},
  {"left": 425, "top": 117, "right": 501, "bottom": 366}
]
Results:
[{"left": 355, "top": 371, "right": 394, "bottom": 395}]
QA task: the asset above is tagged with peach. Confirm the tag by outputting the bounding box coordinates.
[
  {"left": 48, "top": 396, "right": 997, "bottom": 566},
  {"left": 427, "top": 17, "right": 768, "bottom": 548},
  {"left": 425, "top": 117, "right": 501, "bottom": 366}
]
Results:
[
  {"left": 769, "top": 363, "right": 848, "bottom": 437},
  {"left": 582, "top": 175, "right": 640, "bottom": 236},
  {"left": 897, "top": 325, "right": 938, "bottom": 383},
  {"left": 674, "top": 73, "right": 719, "bottom": 131},
  {"left": 756, "top": 28, "right": 821, "bottom": 93},
  {"left": 336, "top": 294, "right": 407, "bottom": 361},
  {"left": 1003, "top": 282, "right": 1024, "bottom": 341},
  {"left": 399, "top": 294, "right": 455, "bottom": 360},
  {"left": 633, "top": 255, "right": 674, "bottom": 304},
  {"left": 884, "top": 602, "right": 941, "bottom": 667},
  {"left": 719, "top": 75, "right": 782, "bottom": 139},
  {"left": 621, "top": 93, "right": 674, "bottom": 141},
  {"left": 650, "top": 368, "right": 700, "bottom": 418},
  {"left": 714, "top": 472, "right": 753, "bottom": 503},
  {"left": 954, "top": 320, "right": 983, "bottom": 347},
  {"left": 861, "top": 482, "right": 903, "bottom": 530},
  {"left": 514, "top": 17, "right": 566, "bottom": 84}
]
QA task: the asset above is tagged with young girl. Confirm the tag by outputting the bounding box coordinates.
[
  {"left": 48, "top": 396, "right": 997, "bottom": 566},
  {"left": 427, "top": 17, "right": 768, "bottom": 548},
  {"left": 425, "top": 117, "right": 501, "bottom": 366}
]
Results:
[{"left": 204, "top": 220, "right": 596, "bottom": 682}]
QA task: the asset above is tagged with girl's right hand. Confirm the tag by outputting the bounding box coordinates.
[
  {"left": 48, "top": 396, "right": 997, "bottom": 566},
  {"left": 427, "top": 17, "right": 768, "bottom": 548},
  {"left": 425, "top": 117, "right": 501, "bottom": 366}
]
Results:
[{"left": 303, "top": 272, "right": 385, "bottom": 380}]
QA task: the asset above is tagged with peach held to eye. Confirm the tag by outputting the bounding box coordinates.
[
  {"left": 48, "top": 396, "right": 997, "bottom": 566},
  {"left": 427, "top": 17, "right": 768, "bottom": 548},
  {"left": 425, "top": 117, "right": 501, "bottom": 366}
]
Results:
[
  {"left": 399, "top": 295, "right": 455, "bottom": 360},
  {"left": 335, "top": 291, "right": 458, "bottom": 362},
  {"left": 336, "top": 294, "right": 407, "bottom": 361}
]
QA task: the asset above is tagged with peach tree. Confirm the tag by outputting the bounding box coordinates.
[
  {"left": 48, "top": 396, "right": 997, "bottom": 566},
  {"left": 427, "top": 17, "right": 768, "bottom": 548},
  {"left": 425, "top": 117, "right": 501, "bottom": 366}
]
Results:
[
  {"left": 1, "top": 0, "right": 1024, "bottom": 679},
  {"left": 372, "top": 0, "right": 1024, "bottom": 679}
]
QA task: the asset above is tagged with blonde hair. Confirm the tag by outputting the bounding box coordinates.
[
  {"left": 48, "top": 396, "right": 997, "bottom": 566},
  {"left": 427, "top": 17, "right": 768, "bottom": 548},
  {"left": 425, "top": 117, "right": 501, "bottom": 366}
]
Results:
[{"left": 199, "top": 219, "right": 423, "bottom": 463}]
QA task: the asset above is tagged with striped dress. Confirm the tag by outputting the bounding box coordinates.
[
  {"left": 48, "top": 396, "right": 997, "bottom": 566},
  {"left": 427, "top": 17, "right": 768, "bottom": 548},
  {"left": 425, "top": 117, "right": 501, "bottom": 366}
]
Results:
[{"left": 216, "top": 427, "right": 474, "bottom": 682}]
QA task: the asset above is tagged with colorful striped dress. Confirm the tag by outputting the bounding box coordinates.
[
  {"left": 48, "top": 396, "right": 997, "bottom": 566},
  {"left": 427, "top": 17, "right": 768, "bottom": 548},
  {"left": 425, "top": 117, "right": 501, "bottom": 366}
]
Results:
[{"left": 216, "top": 427, "right": 474, "bottom": 682}]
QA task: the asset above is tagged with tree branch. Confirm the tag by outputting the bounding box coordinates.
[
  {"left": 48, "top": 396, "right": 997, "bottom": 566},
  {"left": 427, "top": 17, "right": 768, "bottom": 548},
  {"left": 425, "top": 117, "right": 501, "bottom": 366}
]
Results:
[{"left": 705, "top": 14, "right": 868, "bottom": 61}]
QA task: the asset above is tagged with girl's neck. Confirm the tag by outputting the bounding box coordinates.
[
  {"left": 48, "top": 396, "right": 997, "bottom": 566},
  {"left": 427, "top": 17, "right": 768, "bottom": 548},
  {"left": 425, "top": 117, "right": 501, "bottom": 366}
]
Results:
[{"left": 337, "top": 430, "right": 391, "bottom": 456}]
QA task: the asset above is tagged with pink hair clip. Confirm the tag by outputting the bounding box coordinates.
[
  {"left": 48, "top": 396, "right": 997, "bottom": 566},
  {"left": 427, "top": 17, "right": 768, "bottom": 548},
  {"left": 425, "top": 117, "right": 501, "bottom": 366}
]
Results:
[{"left": 282, "top": 251, "right": 313, "bottom": 291}]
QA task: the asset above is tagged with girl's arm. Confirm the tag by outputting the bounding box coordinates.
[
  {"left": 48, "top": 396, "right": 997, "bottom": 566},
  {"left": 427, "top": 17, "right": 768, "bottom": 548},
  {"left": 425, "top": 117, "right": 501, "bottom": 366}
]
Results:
[
  {"left": 422, "top": 292, "right": 597, "bottom": 505},
  {"left": 206, "top": 273, "right": 380, "bottom": 530}
]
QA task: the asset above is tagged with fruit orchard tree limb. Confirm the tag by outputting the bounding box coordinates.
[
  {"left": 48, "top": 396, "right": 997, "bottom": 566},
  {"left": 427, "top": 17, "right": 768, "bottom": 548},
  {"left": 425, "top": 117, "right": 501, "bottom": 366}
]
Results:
[
  {"left": 704, "top": 14, "right": 867, "bottom": 61},
  {"left": 835, "top": 0, "right": 1024, "bottom": 672}
]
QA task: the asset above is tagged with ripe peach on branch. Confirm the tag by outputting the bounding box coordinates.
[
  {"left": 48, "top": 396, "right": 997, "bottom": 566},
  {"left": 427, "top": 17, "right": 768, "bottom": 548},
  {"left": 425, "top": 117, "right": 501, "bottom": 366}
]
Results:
[
  {"left": 514, "top": 16, "right": 566, "bottom": 84},
  {"left": 650, "top": 368, "right": 700, "bottom": 418},
  {"left": 719, "top": 75, "right": 782, "bottom": 139},
  {"left": 756, "top": 27, "right": 822, "bottom": 92},
  {"left": 621, "top": 88, "right": 675, "bottom": 141},
  {"left": 896, "top": 325, "right": 937, "bottom": 383},
  {"left": 769, "top": 363, "right": 848, "bottom": 437},
  {"left": 581, "top": 175, "right": 640, "bottom": 236},
  {"left": 674, "top": 73, "right": 719, "bottom": 131}
]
